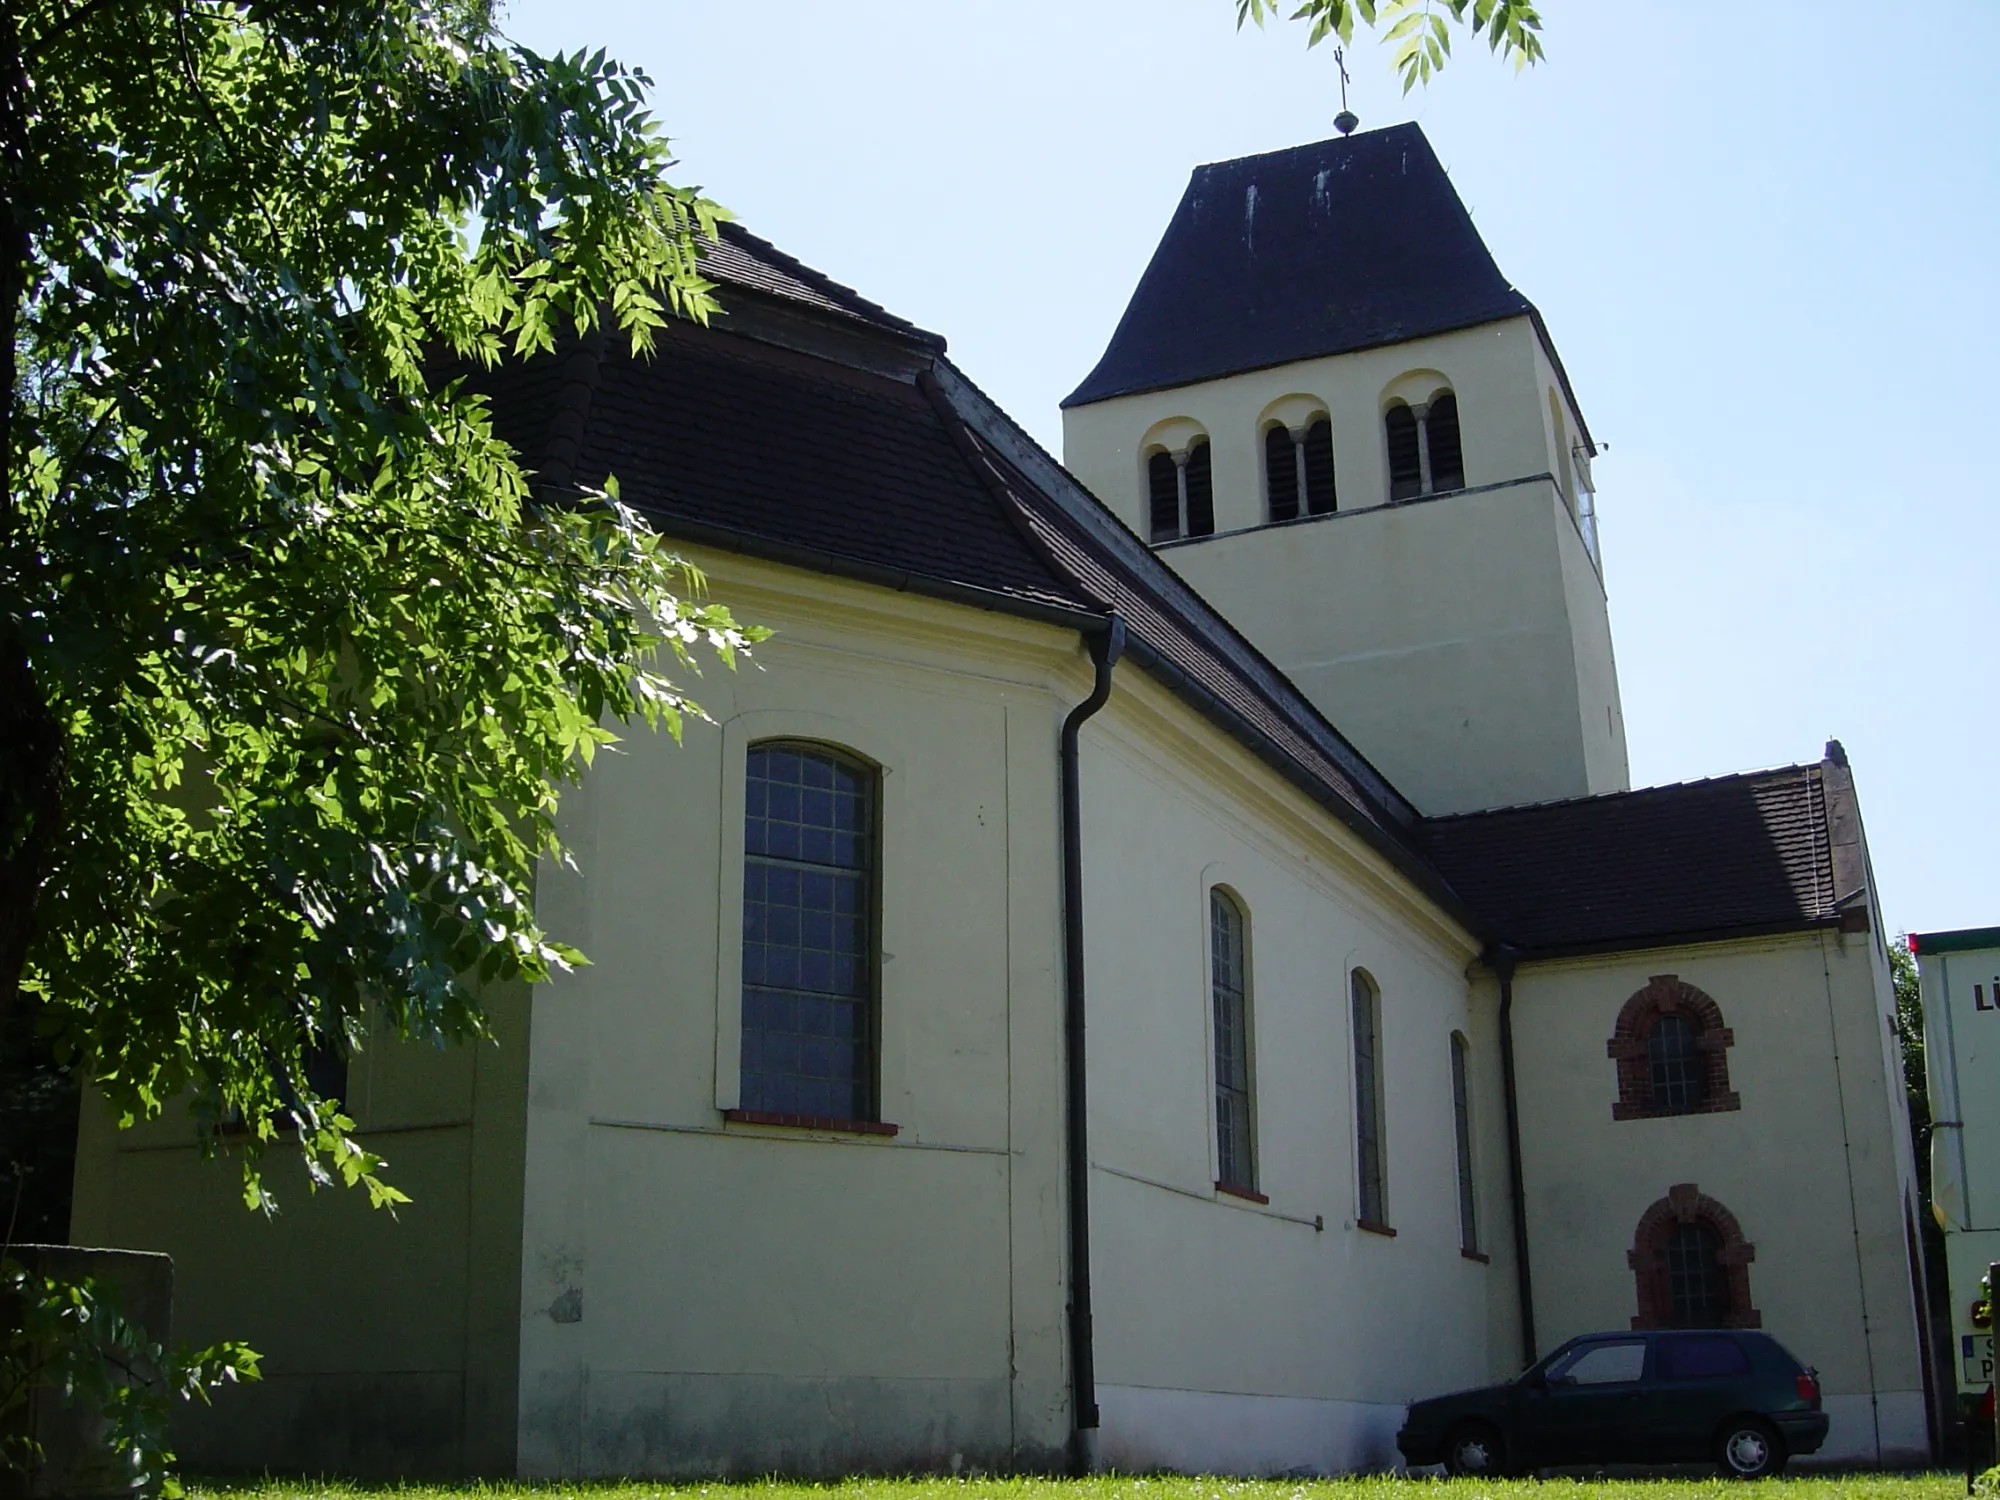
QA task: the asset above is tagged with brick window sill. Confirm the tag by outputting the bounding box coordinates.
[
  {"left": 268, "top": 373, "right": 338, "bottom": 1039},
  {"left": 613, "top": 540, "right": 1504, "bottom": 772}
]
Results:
[
  {"left": 1461, "top": 1248, "right": 1491, "bottom": 1264},
  {"left": 723, "top": 1109, "right": 899, "bottom": 1137},
  {"left": 1215, "top": 1181, "right": 1270, "bottom": 1205},
  {"left": 1357, "top": 1219, "right": 1398, "bottom": 1238}
]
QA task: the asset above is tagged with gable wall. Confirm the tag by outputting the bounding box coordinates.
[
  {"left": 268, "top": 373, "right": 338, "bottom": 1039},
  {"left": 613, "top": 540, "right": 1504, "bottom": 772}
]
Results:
[{"left": 1509, "top": 930, "right": 1928, "bottom": 1465}]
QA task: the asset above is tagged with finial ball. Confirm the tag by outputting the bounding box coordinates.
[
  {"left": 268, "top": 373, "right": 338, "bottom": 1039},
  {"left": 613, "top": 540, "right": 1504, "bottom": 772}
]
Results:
[{"left": 1334, "top": 110, "right": 1360, "bottom": 136}]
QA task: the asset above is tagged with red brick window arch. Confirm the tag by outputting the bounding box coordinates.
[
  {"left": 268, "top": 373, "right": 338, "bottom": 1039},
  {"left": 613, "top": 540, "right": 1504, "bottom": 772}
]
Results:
[
  {"left": 1629, "top": 1183, "right": 1760, "bottom": 1329},
  {"left": 1606, "top": 974, "right": 1740, "bottom": 1121}
]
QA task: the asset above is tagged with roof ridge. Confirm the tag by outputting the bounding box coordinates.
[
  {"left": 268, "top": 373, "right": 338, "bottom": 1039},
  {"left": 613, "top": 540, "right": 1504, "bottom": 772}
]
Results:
[
  {"left": 913, "top": 367, "right": 1112, "bottom": 615},
  {"left": 1189, "top": 119, "right": 1426, "bottom": 174},
  {"left": 712, "top": 222, "right": 945, "bottom": 350},
  {"left": 1423, "top": 760, "right": 1828, "bottom": 823}
]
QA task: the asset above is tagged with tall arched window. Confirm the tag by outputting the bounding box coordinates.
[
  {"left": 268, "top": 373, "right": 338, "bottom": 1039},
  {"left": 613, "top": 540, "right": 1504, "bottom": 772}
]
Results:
[
  {"left": 1352, "top": 969, "right": 1387, "bottom": 1228},
  {"left": 1265, "top": 418, "right": 1337, "bottom": 521},
  {"left": 1147, "top": 451, "right": 1179, "bottom": 541},
  {"left": 1211, "top": 891, "right": 1256, "bottom": 1196},
  {"left": 1426, "top": 393, "right": 1465, "bottom": 492},
  {"left": 738, "top": 743, "right": 878, "bottom": 1123},
  {"left": 1385, "top": 404, "right": 1423, "bottom": 501},
  {"left": 1146, "top": 439, "right": 1216, "bottom": 543},
  {"left": 1630, "top": 1183, "right": 1760, "bottom": 1329},
  {"left": 1384, "top": 392, "right": 1465, "bottom": 502},
  {"left": 1265, "top": 424, "right": 1299, "bottom": 521},
  {"left": 1449, "top": 1032, "right": 1478, "bottom": 1255},
  {"left": 1608, "top": 975, "right": 1740, "bottom": 1120}
]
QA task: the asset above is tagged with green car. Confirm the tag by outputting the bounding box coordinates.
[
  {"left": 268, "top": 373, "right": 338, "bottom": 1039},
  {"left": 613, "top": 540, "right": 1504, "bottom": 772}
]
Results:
[{"left": 1396, "top": 1329, "right": 1828, "bottom": 1479}]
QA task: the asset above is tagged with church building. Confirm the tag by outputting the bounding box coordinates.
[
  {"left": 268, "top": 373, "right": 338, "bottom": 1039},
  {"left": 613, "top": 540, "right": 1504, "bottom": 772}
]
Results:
[{"left": 70, "top": 123, "right": 1934, "bottom": 1478}]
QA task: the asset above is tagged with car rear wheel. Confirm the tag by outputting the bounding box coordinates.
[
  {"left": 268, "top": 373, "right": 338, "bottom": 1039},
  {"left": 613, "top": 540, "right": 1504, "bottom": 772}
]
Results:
[
  {"left": 1443, "top": 1419, "right": 1506, "bottom": 1477},
  {"left": 1716, "top": 1417, "right": 1786, "bottom": 1479}
]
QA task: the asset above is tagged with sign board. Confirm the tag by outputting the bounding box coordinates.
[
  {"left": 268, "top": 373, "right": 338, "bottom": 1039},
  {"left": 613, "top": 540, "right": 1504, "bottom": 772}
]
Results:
[{"left": 1964, "top": 1332, "right": 1995, "bottom": 1388}]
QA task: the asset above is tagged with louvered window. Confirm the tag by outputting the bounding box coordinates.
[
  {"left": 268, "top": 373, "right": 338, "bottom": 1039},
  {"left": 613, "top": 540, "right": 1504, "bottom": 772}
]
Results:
[
  {"left": 1302, "top": 418, "right": 1337, "bottom": 514},
  {"left": 1148, "top": 451, "right": 1180, "bottom": 542},
  {"left": 1427, "top": 393, "right": 1465, "bottom": 491},
  {"left": 740, "top": 743, "right": 876, "bottom": 1121},
  {"left": 1211, "top": 891, "right": 1254, "bottom": 1194},
  {"left": 1145, "top": 440, "right": 1216, "bottom": 543},
  {"left": 1385, "top": 394, "right": 1465, "bottom": 501},
  {"left": 1386, "top": 404, "right": 1423, "bottom": 501},
  {"left": 1183, "top": 440, "right": 1214, "bottom": 536},
  {"left": 1265, "top": 425, "right": 1300, "bottom": 522},
  {"left": 1266, "top": 419, "right": 1338, "bottom": 521}
]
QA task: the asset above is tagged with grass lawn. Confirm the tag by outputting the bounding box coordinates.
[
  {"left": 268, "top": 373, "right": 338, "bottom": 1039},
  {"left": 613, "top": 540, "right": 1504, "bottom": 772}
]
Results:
[{"left": 185, "top": 1474, "right": 1969, "bottom": 1500}]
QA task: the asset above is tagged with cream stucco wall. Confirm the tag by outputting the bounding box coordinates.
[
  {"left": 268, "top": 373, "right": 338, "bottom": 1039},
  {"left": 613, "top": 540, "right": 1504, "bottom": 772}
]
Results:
[
  {"left": 1918, "top": 938, "right": 2000, "bottom": 1398},
  {"left": 514, "top": 551, "right": 1080, "bottom": 1477},
  {"left": 1072, "top": 666, "right": 1511, "bottom": 1474},
  {"left": 68, "top": 984, "right": 533, "bottom": 1477},
  {"left": 1061, "top": 317, "right": 1628, "bottom": 815},
  {"left": 1508, "top": 931, "right": 1929, "bottom": 1465}
]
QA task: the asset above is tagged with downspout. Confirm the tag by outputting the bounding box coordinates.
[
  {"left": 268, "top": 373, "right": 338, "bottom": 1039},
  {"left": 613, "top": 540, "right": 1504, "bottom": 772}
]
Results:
[
  {"left": 1493, "top": 945, "right": 1537, "bottom": 1367},
  {"left": 1061, "top": 616, "right": 1125, "bottom": 1472}
]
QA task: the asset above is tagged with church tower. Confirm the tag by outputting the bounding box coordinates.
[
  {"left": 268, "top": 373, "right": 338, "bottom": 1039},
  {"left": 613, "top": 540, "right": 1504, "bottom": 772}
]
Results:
[{"left": 1062, "top": 123, "right": 1627, "bottom": 816}]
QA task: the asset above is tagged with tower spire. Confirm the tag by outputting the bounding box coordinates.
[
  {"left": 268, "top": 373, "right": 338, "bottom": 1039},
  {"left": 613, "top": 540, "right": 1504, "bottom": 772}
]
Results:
[{"left": 1333, "top": 45, "right": 1359, "bottom": 135}]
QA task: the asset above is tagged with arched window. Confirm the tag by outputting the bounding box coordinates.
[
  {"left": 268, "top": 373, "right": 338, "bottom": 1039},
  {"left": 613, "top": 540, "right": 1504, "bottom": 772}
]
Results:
[
  {"left": 1607, "top": 975, "right": 1740, "bottom": 1120},
  {"left": 1210, "top": 890, "right": 1256, "bottom": 1196},
  {"left": 1450, "top": 1032, "right": 1478, "bottom": 1255},
  {"left": 1147, "top": 451, "right": 1179, "bottom": 541},
  {"left": 1647, "top": 1014, "right": 1703, "bottom": 1113},
  {"left": 1184, "top": 439, "right": 1215, "bottom": 536},
  {"left": 1629, "top": 1183, "right": 1760, "bottom": 1329},
  {"left": 1265, "top": 418, "right": 1338, "bottom": 522},
  {"left": 1302, "top": 418, "right": 1336, "bottom": 514},
  {"left": 1385, "top": 404, "right": 1423, "bottom": 501},
  {"left": 1426, "top": 393, "right": 1465, "bottom": 491},
  {"left": 1264, "top": 424, "right": 1299, "bottom": 521},
  {"left": 1146, "top": 438, "right": 1216, "bottom": 543},
  {"left": 1351, "top": 969, "right": 1387, "bottom": 1228},
  {"left": 1666, "top": 1222, "right": 1726, "bottom": 1327},
  {"left": 738, "top": 742, "right": 878, "bottom": 1124},
  {"left": 1384, "top": 392, "right": 1465, "bottom": 502}
]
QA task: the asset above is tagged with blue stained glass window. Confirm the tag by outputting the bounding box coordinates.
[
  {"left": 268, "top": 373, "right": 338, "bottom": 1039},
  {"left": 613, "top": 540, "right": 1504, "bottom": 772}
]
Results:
[{"left": 740, "top": 744, "right": 876, "bottom": 1119}]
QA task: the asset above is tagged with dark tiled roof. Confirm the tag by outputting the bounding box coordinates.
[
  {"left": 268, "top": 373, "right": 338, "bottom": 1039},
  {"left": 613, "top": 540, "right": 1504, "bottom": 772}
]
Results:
[
  {"left": 699, "top": 222, "right": 945, "bottom": 351},
  {"left": 1418, "top": 766, "right": 1839, "bottom": 955},
  {"left": 465, "top": 227, "right": 1849, "bottom": 958},
  {"left": 473, "top": 321, "right": 1091, "bottom": 616},
  {"left": 1064, "top": 123, "right": 1534, "bottom": 408}
]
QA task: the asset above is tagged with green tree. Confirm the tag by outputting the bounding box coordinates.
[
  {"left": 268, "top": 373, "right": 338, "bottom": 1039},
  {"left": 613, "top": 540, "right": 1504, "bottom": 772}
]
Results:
[
  {"left": 0, "top": 0, "right": 760, "bottom": 1210},
  {"left": 1238, "top": 0, "right": 1546, "bottom": 91},
  {"left": 1891, "top": 937, "right": 1934, "bottom": 1217}
]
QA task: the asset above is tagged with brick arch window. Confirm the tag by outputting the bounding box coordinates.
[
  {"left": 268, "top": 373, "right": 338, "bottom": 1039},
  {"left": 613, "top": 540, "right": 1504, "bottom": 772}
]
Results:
[
  {"left": 1629, "top": 1183, "right": 1760, "bottom": 1329},
  {"left": 1606, "top": 974, "right": 1740, "bottom": 1120}
]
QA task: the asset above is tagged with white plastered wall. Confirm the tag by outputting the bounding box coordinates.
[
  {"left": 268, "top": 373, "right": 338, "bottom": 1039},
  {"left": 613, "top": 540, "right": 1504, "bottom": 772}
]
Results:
[
  {"left": 515, "top": 550, "right": 1078, "bottom": 1477},
  {"left": 1073, "top": 666, "right": 1506, "bottom": 1474},
  {"left": 1509, "top": 932, "right": 1930, "bottom": 1466},
  {"left": 1061, "top": 316, "right": 1628, "bottom": 815}
]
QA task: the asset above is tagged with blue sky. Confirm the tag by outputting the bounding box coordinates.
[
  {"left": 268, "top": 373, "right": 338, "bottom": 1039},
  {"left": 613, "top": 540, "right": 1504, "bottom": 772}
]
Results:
[{"left": 504, "top": 0, "right": 1998, "bottom": 937}]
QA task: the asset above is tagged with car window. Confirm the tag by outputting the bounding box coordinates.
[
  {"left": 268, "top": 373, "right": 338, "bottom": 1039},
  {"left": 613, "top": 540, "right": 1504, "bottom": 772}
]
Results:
[
  {"left": 1550, "top": 1340, "right": 1647, "bottom": 1386},
  {"left": 1657, "top": 1335, "right": 1751, "bottom": 1380}
]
